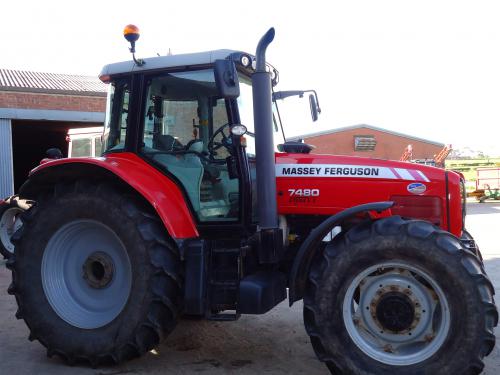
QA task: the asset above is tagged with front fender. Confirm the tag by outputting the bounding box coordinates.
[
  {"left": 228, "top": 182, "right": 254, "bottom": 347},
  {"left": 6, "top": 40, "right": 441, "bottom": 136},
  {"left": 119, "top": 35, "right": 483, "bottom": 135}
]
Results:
[
  {"left": 19, "top": 153, "right": 198, "bottom": 239},
  {"left": 288, "top": 201, "right": 394, "bottom": 305}
]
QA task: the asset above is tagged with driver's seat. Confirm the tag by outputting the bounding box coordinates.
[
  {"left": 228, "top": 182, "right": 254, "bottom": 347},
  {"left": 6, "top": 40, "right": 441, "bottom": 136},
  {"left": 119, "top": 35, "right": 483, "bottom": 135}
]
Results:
[{"left": 155, "top": 134, "right": 177, "bottom": 151}]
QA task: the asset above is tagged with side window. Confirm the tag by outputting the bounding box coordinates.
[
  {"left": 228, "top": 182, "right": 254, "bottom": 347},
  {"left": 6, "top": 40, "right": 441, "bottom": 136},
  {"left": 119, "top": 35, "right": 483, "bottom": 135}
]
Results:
[
  {"left": 238, "top": 73, "right": 284, "bottom": 223},
  {"left": 71, "top": 138, "right": 92, "bottom": 157},
  {"left": 140, "top": 70, "right": 239, "bottom": 222},
  {"left": 103, "top": 80, "right": 130, "bottom": 152},
  {"left": 94, "top": 136, "right": 103, "bottom": 156},
  {"left": 237, "top": 74, "right": 284, "bottom": 157}
]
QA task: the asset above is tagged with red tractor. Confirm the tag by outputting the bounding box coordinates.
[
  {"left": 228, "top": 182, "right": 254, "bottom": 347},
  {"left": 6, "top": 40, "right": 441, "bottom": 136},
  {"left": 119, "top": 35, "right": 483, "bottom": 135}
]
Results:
[{"left": 6, "top": 26, "right": 497, "bottom": 374}]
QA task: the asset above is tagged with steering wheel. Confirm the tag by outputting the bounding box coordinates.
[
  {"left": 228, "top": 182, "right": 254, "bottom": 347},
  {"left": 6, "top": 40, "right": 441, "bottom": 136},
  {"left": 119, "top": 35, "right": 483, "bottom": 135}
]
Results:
[{"left": 208, "top": 123, "right": 232, "bottom": 155}]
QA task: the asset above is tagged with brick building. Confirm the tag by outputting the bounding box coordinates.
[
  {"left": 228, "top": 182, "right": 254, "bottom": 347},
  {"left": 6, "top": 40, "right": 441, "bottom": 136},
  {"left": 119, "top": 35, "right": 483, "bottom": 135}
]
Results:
[
  {"left": 290, "top": 124, "right": 445, "bottom": 161},
  {"left": 0, "top": 69, "right": 107, "bottom": 197}
]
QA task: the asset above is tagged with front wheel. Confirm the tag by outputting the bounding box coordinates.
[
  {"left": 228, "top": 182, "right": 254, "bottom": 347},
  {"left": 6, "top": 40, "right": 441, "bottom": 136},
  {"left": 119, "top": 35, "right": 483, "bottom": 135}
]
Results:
[{"left": 304, "top": 217, "right": 497, "bottom": 375}]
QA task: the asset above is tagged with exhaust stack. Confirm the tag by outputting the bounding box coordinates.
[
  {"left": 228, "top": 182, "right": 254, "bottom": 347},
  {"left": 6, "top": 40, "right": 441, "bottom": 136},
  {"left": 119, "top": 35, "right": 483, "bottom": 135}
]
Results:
[{"left": 252, "top": 28, "right": 278, "bottom": 230}]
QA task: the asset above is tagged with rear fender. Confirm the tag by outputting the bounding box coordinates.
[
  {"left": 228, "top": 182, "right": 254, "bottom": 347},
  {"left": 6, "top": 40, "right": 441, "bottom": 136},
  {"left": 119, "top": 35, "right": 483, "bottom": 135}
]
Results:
[
  {"left": 18, "top": 153, "right": 198, "bottom": 239},
  {"left": 288, "top": 201, "right": 393, "bottom": 305}
]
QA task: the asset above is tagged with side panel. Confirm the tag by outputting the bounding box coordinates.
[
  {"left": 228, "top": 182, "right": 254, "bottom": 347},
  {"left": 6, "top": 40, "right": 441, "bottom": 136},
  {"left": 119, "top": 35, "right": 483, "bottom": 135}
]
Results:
[
  {"left": 276, "top": 153, "right": 451, "bottom": 232},
  {"left": 28, "top": 152, "right": 198, "bottom": 239}
]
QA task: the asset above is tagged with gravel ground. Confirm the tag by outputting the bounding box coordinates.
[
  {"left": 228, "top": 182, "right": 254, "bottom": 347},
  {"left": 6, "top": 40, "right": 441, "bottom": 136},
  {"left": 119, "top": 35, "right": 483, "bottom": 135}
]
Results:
[{"left": 0, "top": 201, "right": 499, "bottom": 374}]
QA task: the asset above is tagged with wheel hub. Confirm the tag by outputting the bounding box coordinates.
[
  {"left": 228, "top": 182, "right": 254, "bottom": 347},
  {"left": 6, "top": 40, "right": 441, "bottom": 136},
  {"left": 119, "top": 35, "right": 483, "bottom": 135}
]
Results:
[
  {"left": 343, "top": 263, "right": 451, "bottom": 366},
  {"left": 375, "top": 292, "right": 415, "bottom": 333},
  {"left": 82, "top": 251, "right": 115, "bottom": 289},
  {"left": 42, "top": 220, "right": 132, "bottom": 329}
]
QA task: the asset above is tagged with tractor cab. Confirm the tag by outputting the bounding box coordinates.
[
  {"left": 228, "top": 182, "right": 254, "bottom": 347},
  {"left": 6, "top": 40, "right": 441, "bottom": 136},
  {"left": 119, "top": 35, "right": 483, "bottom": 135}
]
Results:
[{"left": 99, "top": 49, "right": 288, "bottom": 226}]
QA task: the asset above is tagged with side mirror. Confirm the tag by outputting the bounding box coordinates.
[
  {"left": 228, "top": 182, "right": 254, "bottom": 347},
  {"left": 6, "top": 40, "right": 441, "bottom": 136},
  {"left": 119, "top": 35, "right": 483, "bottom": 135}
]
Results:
[
  {"left": 309, "top": 94, "right": 319, "bottom": 122},
  {"left": 214, "top": 60, "right": 240, "bottom": 99}
]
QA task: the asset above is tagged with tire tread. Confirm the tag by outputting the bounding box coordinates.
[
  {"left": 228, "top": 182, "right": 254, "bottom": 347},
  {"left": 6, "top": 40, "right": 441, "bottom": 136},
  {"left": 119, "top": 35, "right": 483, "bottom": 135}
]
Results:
[
  {"left": 8, "top": 182, "right": 182, "bottom": 366},
  {"left": 303, "top": 217, "right": 497, "bottom": 375}
]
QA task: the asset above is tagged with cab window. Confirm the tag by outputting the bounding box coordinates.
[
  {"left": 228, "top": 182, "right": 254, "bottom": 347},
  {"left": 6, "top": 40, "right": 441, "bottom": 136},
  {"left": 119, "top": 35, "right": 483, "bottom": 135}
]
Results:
[
  {"left": 103, "top": 79, "right": 130, "bottom": 152},
  {"left": 139, "top": 69, "right": 239, "bottom": 222}
]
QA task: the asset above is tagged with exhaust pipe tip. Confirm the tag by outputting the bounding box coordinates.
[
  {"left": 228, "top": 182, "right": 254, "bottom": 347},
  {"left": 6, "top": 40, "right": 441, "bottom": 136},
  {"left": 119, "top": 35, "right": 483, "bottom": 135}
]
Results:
[{"left": 256, "top": 28, "right": 275, "bottom": 72}]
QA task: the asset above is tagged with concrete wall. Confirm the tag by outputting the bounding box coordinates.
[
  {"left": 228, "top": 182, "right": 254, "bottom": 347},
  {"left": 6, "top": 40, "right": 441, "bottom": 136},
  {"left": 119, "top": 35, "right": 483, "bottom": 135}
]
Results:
[{"left": 303, "top": 126, "right": 444, "bottom": 160}]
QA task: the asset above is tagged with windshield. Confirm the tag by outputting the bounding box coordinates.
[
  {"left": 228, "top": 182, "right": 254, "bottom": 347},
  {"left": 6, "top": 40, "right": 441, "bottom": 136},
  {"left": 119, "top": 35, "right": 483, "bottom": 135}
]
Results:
[
  {"left": 237, "top": 74, "right": 285, "bottom": 156},
  {"left": 140, "top": 69, "right": 227, "bottom": 157}
]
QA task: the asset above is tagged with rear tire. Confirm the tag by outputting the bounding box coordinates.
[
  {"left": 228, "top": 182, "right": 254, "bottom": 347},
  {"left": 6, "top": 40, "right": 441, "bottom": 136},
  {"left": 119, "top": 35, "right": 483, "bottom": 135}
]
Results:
[
  {"left": 0, "top": 196, "right": 32, "bottom": 259},
  {"left": 7, "top": 182, "right": 183, "bottom": 366},
  {"left": 303, "top": 217, "right": 497, "bottom": 375}
]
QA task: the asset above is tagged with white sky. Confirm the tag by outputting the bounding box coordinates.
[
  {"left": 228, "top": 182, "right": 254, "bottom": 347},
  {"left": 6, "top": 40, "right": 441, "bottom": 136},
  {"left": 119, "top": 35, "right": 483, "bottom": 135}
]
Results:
[{"left": 3, "top": 0, "right": 500, "bottom": 156}]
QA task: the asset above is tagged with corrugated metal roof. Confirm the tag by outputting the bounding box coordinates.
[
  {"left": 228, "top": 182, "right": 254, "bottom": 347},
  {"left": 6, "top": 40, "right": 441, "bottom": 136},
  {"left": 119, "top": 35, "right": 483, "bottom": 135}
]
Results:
[{"left": 0, "top": 69, "right": 107, "bottom": 96}]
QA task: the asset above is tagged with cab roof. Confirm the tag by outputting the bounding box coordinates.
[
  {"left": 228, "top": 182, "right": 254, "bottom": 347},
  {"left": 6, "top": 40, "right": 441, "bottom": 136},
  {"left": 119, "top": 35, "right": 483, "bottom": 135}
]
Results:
[{"left": 99, "top": 49, "right": 241, "bottom": 82}]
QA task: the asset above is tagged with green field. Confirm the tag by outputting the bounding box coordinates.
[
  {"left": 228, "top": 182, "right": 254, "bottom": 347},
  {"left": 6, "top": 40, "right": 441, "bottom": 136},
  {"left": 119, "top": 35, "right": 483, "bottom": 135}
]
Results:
[{"left": 446, "top": 159, "right": 500, "bottom": 189}]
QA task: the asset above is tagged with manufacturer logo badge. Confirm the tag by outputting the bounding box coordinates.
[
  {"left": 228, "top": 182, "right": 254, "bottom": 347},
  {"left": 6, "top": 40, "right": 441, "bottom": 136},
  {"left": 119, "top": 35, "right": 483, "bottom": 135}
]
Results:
[{"left": 407, "top": 182, "right": 427, "bottom": 195}]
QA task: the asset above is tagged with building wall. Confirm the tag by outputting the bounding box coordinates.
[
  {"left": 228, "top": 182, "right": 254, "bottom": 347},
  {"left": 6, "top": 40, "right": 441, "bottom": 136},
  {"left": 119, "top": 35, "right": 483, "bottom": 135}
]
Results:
[
  {"left": 0, "top": 91, "right": 105, "bottom": 112},
  {"left": 302, "top": 127, "right": 443, "bottom": 160},
  {"left": 0, "top": 89, "right": 106, "bottom": 196},
  {"left": 0, "top": 119, "right": 14, "bottom": 197}
]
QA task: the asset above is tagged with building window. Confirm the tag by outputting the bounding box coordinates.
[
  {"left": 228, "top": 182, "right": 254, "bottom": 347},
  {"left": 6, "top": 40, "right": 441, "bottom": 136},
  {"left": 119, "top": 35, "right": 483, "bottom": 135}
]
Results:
[{"left": 354, "top": 135, "right": 376, "bottom": 151}]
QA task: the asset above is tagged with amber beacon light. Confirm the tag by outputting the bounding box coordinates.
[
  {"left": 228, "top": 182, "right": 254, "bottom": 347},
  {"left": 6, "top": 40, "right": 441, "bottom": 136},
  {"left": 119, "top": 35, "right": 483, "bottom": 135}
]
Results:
[{"left": 123, "top": 24, "right": 144, "bottom": 66}]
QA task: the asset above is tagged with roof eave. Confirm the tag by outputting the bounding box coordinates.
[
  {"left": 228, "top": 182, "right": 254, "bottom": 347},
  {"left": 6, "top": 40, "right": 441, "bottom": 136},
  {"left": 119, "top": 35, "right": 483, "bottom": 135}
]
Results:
[
  {"left": 0, "top": 86, "right": 107, "bottom": 97},
  {"left": 289, "top": 124, "right": 445, "bottom": 147}
]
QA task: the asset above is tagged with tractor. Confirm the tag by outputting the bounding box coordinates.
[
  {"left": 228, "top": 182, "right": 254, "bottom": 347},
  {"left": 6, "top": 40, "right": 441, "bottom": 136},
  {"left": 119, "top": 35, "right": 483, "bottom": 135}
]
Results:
[{"left": 5, "top": 26, "right": 497, "bottom": 374}]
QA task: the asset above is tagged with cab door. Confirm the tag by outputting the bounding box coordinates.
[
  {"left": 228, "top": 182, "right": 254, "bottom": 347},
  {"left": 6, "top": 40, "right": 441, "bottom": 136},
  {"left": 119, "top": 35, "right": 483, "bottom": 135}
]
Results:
[{"left": 138, "top": 69, "right": 241, "bottom": 223}]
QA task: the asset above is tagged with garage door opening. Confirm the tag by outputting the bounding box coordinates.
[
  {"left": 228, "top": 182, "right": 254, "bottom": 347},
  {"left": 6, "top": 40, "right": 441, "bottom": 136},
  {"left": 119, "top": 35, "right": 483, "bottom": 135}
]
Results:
[{"left": 11, "top": 120, "right": 102, "bottom": 191}]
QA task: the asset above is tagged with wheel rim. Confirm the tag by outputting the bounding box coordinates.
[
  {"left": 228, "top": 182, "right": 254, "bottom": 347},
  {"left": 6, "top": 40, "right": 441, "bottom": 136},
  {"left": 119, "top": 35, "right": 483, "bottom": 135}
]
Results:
[
  {"left": 0, "top": 207, "right": 24, "bottom": 254},
  {"left": 42, "top": 220, "right": 132, "bottom": 329},
  {"left": 342, "top": 262, "right": 451, "bottom": 366}
]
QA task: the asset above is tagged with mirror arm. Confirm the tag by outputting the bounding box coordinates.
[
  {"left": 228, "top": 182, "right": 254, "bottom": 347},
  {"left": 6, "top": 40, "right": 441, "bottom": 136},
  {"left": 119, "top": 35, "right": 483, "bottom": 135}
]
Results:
[
  {"left": 272, "top": 90, "right": 305, "bottom": 100},
  {"left": 272, "top": 89, "right": 321, "bottom": 114}
]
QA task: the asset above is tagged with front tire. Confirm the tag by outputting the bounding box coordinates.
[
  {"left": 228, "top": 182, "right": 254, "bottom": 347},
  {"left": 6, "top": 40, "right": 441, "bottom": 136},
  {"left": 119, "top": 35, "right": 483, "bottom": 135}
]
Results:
[
  {"left": 304, "top": 217, "right": 497, "bottom": 375},
  {"left": 7, "top": 183, "right": 183, "bottom": 366}
]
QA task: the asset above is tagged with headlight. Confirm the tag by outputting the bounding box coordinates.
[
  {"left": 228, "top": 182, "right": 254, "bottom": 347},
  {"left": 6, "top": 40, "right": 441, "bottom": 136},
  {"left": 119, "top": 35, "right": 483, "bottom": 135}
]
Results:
[{"left": 240, "top": 54, "right": 252, "bottom": 68}]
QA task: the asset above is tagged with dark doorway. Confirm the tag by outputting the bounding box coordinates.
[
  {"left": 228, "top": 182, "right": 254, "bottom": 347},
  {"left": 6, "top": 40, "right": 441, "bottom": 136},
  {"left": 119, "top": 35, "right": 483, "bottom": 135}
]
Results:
[{"left": 11, "top": 120, "right": 101, "bottom": 191}]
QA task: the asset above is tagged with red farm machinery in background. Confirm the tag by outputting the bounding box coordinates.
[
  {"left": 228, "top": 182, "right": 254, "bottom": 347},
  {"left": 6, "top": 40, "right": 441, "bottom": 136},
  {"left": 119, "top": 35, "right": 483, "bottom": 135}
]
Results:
[{"left": 400, "top": 144, "right": 452, "bottom": 168}]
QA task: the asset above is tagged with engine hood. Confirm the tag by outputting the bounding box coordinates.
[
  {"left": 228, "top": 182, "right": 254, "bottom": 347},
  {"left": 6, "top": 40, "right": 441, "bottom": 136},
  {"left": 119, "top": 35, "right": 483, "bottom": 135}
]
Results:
[{"left": 275, "top": 152, "right": 454, "bottom": 230}]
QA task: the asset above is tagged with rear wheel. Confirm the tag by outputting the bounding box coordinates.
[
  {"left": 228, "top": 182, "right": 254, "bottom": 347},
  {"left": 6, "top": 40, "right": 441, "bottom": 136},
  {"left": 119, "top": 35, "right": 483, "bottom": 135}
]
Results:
[
  {"left": 304, "top": 217, "right": 497, "bottom": 375},
  {"left": 0, "top": 197, "right": 31, "bottom": 259},
  {"left": 479, "top": 195, "right": 488, "bottom": 203},
  {"left": 7, "top": 183, "right": 183, "bottom": 366}
]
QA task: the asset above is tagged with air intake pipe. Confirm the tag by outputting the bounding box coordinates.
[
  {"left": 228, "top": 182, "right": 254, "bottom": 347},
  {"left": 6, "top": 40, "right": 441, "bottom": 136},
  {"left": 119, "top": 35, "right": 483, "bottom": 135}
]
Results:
[{"left": 252, "top": 27, "right": 278, "bottom": 230}]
